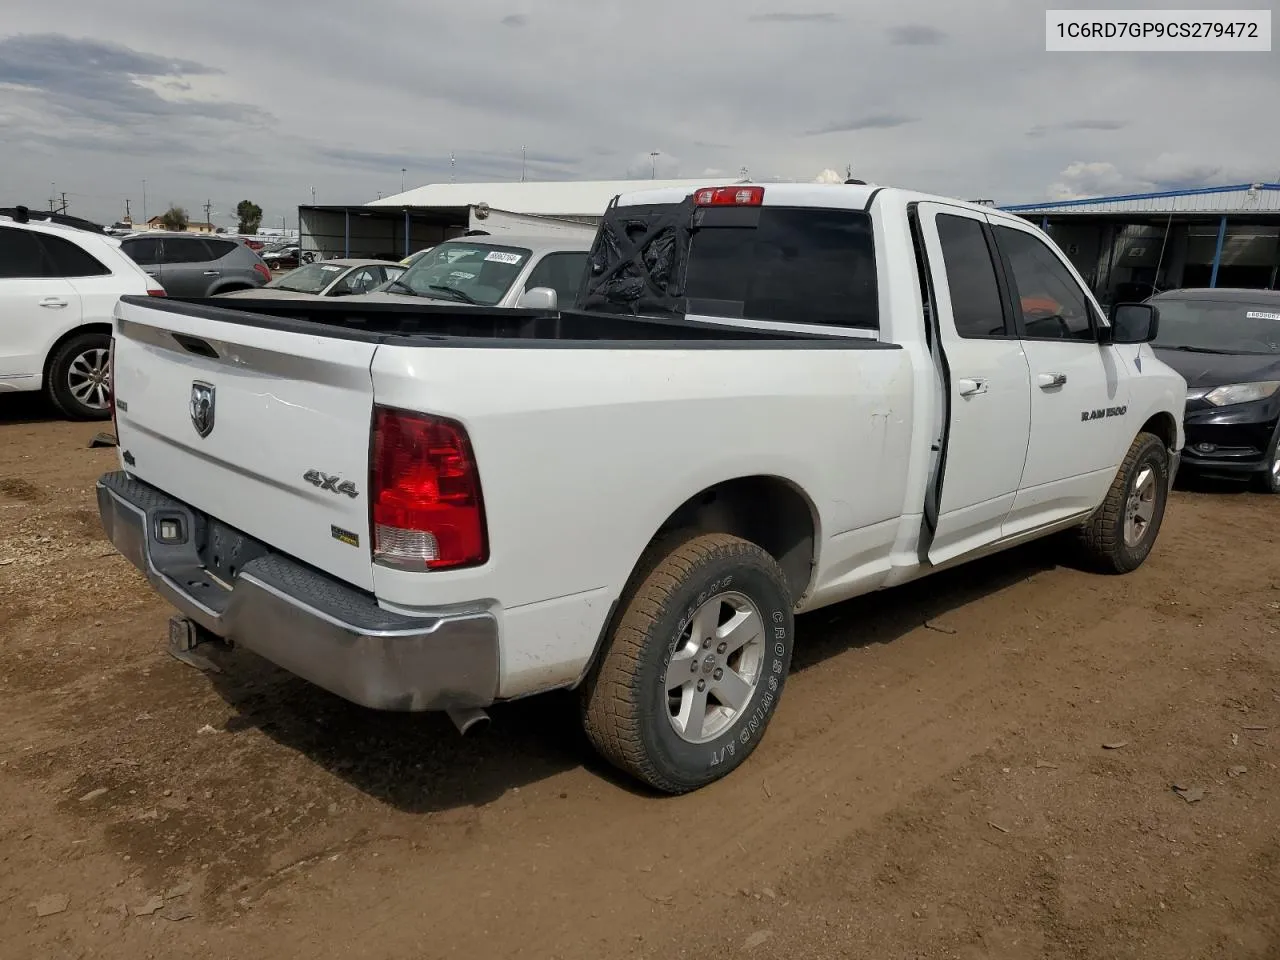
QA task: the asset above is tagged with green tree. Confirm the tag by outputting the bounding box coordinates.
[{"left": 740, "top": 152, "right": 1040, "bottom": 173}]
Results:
[
  {"left": 160, "top": 205, "right": 188, "bottom": 231},
  {"left": 236, "top": 200, "right": 263, "bottom": 235}
]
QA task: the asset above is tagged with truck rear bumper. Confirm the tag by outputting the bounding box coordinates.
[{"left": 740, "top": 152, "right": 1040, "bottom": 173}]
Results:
[{"left": 96, "top": 471, "right": 500, "bottom": 712}]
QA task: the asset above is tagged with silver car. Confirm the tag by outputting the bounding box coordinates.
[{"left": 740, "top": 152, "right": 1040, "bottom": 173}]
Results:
[
  {"left": 217, "top": 259, "right": 406, "bottom": 300},
  {"left": 358, "top": 234, "right": 591, "bottom": 310}
]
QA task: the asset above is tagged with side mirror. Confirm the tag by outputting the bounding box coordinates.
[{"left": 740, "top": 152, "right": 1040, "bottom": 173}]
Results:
[
  {"left": 1104, "top": 302, "right": 1159, "bottom": 344},
  {"left": 516, "top": 286, "right": 558, "bottom": 311}
]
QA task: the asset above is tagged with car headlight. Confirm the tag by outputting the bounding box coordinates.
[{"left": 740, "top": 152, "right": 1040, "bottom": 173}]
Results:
[{"left": 1202, "top": 381, "right": 1280, "bottom": 407}]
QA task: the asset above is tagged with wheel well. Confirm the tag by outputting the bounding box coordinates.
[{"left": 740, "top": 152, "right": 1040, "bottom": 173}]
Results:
[
  {"left": 655, "top": 476, "right": 817, "bottom": 603},
  {"left": 1141, "top": 412, "right": 1178, "bottom": 451},
  {"left": 42, "top": 323, "right": 112, "bottom": 381}
]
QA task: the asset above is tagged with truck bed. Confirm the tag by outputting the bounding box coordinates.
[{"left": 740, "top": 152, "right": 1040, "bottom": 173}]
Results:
[{"left": 122, "top": 295, "right": 896, "bottom": 350}]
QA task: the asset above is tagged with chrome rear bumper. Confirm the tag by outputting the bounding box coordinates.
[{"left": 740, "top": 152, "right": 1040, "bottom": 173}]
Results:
[{"left": 96, "top": 471, "right": 500, "bottom": 711}]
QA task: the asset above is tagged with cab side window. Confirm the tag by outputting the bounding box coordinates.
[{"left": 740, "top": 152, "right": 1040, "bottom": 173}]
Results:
[
  {"left": 936, "top": 214, "right": 1010, "bottom": 338},
  {"left": 992, "top": 225, "right": 1095, "bottom": 342}
]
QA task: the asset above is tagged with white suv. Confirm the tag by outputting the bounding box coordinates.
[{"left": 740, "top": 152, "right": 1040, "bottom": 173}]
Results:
[{"left": 0, "top": 212, "right": 163, "bottom": 419}]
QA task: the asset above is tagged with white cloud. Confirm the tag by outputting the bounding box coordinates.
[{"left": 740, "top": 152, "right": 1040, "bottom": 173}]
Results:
[
  {"left": 0, "top": 2, "right": 1276, "bottom": 226},
  {"left": 814, "top": 168, "right": 844, "bottom": 184}
]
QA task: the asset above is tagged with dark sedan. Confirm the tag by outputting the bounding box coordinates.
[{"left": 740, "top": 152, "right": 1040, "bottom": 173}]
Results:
[{"left": 1148, "top": 288, "right": 1280, "bottom": 493}]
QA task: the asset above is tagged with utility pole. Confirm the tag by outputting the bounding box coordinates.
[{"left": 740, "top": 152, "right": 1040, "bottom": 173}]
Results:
[
  {"left": 450, "top": 153, "right": 455, "bottom": 183},
  {"left": 521, "top": 146, "right": 526, "bottom": 183},
  {"left": 124, "top": 198, "right": 131, "bottom": 223},
  {"left": 401, "top": 168, "right": 406, "bottom": 193},
  {"left": 203, "top": 199, "right": 213, "bottom": 229},
  {"left": 141, "top": 180, "right": 148, "bottom": 224},
  {"left": 59, "top": 192, "right": 68, "bottom": 215},
  {"left": 310, "top": 186, "right": 316, "bottom": 205},
  {"left": 49, "top": 182, "right": 56, "bottom": 212},
  {"left": 649, "top": 151, "right": 659, "bottom": 179}
]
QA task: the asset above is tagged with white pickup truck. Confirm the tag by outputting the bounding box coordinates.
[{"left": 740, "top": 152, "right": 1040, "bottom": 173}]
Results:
[{"left": 96, "top": 182, "right": 1186, "bottom": 794}]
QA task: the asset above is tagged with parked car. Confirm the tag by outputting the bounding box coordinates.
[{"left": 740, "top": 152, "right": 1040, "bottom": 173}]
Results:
[
  {"left": 97, "top": 182, "right": 1184, "bottom": 794},
  {"left": 217, "top": 259, "right": 406, "bottom": 300},
  {"left": 1146, "top": 287, "right": 1280, "bottom": 492},
  {"left": 0, "top": 210, "right": 162, "bottom": 419},
  {"left": 120, "top": 233, "right": 270, "bottom": 298},
  {"left": 260, "top": 245, "right": 316, "bottom": 271},
  {"left": 361, "top": 233, "right": 591, "bottom": 309},
  {"left": 400, "top": 247, "right": 434, "bottom": 268}
]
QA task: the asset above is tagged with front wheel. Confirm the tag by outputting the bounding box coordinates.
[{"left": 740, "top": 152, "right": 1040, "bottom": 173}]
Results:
[
  {"left": 1252, "top": 430, "right": 1280, "bottom": 494},
  {"left": 46, "top": 332, "right": 112, "bottom": 421},
  {"left": 580, "top": 532, "right": 795, "bottom": 794},
  {"left": 1076, "top": 431, "right": 1170, "bottom": 573}
]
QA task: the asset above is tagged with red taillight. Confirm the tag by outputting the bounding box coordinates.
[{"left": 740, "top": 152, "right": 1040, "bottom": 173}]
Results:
[
  {"left": 692, "top": 185, "right": 764, "bottom": 207},
  {"left": 253, "top": 262, "right": 272, "bottom": 283},
  {"left": 370, "top": 407, "right": 488, "bottom": 570},
  {"left": 147, "top": 287, "right": 166, "bottom": 296}
]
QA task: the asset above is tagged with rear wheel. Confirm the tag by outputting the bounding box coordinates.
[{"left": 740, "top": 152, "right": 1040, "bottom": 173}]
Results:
[
  {"left": 580, "top": 532, "right": 794, "bottom": 794},
  {"left": 1076, "top": 431, "right": 1170, "bottom": 573},
  {"left": 46, "top": 332, "right": 112, "bottom": 421}
]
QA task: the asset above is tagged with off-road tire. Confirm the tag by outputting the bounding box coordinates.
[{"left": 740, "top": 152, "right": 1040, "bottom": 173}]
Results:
[
  {"left": 580, "top": 532, "right": 794, "bottom": 795},
  {"left": 46, "top": 332, "right": 112, "bottom": 421},
  {"left": 1076, "top": 431, "right": 1169, "bottom": 574}
]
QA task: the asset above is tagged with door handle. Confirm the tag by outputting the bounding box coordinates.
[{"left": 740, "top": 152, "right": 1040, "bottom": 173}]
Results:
[
  {"left": 39, "top": 297, "right": 68, "bottom": 309},
  {"left": 957, "top": 378, "right": 989, "bottom": 397},
  {"left": 1038, "top": 372, "right": 1068, "bottom": 389},
  {"left": 202, "top": 270, "right": 221, "bottom": 276}
]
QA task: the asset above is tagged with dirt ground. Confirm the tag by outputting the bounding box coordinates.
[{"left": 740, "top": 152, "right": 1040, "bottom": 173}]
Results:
[{"left": 1, "top": 394, "right": 1278, "bottom": 960}]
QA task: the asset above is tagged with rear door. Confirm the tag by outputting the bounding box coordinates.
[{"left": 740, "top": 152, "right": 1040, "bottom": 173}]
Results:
[
  {"left": 987, "top": 220, "right": 1129, "bottom": 535},
  {"left": 158, "top": 237, "right": 217, "bottom": 296},
  {"left": 0, "top": 225, "right": 83, "bottom": 381},
  {"left": 112, "top": 299, "right": 380, "bottom": 589},
  {"left": 914, "top": 203, "right": 1033, "bottom": 564}
]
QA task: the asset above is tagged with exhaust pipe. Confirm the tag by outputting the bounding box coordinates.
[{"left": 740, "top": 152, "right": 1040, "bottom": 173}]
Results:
[{"left": 446, "top": 706, "right": 490, "bottom": 736}]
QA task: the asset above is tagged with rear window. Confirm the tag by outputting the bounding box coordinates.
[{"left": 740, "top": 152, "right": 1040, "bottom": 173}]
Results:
[
  {"left": 580, "top": 201, "right": 879, "bottom": 330},
  {"left": 204, "top": 238, "right": 240, "bottom": 259},
  {"left": 684, "top": 207, "right": 878, "bottom": 329},
  {"left": 37, "top": 233, "right": 111, "bottom": 277}
]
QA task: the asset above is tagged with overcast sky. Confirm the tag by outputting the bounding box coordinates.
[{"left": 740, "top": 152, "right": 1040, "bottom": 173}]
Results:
[{"left": 1, "top": 0, "right": 1276, "bottom": 229}]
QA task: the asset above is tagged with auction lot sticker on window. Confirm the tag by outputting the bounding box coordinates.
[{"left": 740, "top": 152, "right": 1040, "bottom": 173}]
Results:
[{"left": 1046, "top": 10, "right": 1271, "bottom": 51}]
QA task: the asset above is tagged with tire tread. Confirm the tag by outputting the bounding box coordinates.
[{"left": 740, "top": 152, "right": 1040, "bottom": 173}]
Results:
[{"left": 580, "top": 531, "right": 788, "bottom": 794}]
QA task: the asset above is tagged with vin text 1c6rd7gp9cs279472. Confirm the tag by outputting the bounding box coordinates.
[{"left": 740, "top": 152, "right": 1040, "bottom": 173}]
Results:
[{"left": 95, "top": 181, "right": 1186, "bottom": 794}]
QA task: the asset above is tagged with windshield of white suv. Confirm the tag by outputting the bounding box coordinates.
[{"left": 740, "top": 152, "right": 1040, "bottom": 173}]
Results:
[
  {"left": 268, "top": 262, "right": 344, "bottom": 293},
  {"left": 388, "top": 243, "right": 531, "bottom": 305},
  {"left": 1152, "top": 299, "right": 1280, "bottom": 355}
]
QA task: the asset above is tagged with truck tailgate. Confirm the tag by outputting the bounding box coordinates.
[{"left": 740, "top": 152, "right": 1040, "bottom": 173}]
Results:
[{"left": 111, "top": 298, "right": 378, "bottom": 591}]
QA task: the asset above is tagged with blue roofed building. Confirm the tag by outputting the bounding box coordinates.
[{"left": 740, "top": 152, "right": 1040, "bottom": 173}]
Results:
[{"left": 1002, "top": 183, "right": 1280, "bottom": 305}]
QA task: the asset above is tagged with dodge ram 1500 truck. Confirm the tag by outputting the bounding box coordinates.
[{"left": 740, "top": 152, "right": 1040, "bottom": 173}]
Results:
[{"left": 96, "top": 182, "right": 1186, "bottom": 794}]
